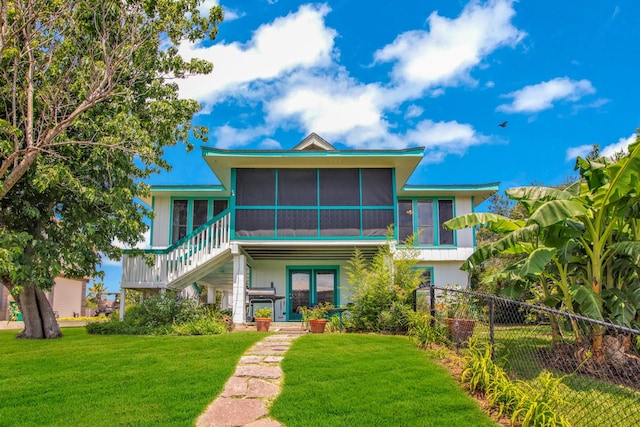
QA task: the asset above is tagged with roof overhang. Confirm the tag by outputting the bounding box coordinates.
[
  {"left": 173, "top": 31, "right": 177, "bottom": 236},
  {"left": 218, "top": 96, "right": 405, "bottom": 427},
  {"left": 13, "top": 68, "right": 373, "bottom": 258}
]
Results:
[
  {"left": 141, "top": 185, "right": 226, "bottom": 206},
  {"left": 201, "top": 147, "right": 426, "bottom": 193},
  {"left": 399, "top": 183, "right": 500, "bottom": 206}
]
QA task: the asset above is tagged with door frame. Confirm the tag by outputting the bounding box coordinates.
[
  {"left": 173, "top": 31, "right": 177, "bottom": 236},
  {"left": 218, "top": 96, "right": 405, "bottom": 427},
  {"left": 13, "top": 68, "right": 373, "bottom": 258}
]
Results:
[{"left": 285, "top": 265, "right": 340, "bottom": 321}]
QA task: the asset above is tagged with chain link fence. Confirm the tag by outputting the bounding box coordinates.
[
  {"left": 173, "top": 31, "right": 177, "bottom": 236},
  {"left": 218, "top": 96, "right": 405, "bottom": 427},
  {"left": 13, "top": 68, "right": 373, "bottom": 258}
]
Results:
[{"left": 417, "top": 285, "right": 640, "bottom": 427}]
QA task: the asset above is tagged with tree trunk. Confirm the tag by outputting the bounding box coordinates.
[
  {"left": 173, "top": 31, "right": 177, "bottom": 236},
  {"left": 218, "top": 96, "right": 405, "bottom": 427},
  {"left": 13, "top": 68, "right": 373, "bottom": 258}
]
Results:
[{"left": 15, "top": 283, "right": 62, "bottom": 339}]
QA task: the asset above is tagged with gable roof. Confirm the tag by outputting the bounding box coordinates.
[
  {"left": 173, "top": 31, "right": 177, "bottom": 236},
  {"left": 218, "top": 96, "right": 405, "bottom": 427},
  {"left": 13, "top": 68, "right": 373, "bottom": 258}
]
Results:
[{"left": 292, "top": 133, "right": 336, "bottom": 151}]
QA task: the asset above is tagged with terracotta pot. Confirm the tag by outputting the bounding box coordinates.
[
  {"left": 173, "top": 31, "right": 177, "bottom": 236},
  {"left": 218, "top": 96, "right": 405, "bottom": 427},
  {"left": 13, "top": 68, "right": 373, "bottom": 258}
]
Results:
[
  {"left": 309, "top": 318, "right": 327, "bottom": 334},
  {"left": 445, "top": 318, "right": 475, "bottom": 345},
  {"left": 256, "top": 318, "right": 271, "bottom": 332}
]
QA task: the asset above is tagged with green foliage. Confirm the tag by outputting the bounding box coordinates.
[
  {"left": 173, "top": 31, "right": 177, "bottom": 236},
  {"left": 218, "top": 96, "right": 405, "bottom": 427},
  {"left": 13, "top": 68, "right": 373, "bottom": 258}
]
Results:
[
  {"left": 407, "top": 312, "right": 448, "bottom": 348},
  {"left": 345, "top": 230, "right": 422, "bottom": 332},
  {"left": 512, "top": 372, "right": 571, "bottom": 427},
  {"left": 254, "top": 307, "right": 273, "bottom": 319},
  {"left": 0, "top": 0, "right": 223, "bottom": 337},
  {"left": 460, "top": 339, "right": 571, "bottom": 426},
  {"left": 86, "top": 292, "right": 228, "bottom": 335},
  {"left": 0, "top": 329, "right": 262, "bottom": 426},
  {"left": 270, "top": 334, "right": 496, "bottom": 427},
  {"left": 378, "top": 301, "right": 412, "bottom": 333}
]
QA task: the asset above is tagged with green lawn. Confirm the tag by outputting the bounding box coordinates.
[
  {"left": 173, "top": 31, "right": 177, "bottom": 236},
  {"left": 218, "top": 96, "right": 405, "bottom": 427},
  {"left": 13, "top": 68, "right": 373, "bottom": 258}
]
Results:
[
  {"left": 270, "top": 334, "right": 497, "bottom": 427},
  {"left": 0, "top": 328, "right": 261, "bottom": 427}
]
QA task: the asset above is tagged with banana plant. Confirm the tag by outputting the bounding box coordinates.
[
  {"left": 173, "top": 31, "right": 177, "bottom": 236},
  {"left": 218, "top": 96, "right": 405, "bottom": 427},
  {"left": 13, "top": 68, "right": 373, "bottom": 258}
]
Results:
[{"left": 446, "top": 133, "right": 640, "bottom": 361}]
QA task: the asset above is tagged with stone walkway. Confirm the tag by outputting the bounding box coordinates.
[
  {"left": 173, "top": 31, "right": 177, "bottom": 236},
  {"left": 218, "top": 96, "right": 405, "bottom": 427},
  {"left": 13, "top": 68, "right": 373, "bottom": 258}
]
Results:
[{"left": 196, "top": 331, "right": 303, "bottom": 427}]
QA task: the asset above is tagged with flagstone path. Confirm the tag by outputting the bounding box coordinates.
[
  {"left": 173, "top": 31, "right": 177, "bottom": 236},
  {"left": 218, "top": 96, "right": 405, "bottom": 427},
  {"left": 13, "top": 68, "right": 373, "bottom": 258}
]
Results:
[{"left": 196, "top": 331, "right": 303, "bottom": 427}]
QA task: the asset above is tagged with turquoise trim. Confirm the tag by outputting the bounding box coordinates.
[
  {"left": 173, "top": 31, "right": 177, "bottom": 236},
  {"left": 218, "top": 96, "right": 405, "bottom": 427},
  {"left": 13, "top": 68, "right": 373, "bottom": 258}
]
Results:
[
  {"left": 402, "top": 183, "right": 500, "bottom": 192},
  {"left": 235, "top": 167, "right": 395, "bottom": 239},
  {"left": 150, "top": 196, "right": 155, "bottom": 247},
  {"left": 230, "top": 169, "right": 237, "bottom": 240},
  {"left": 285, "top": 265, "right": 340, "bottom": 321},
  {"left": 151, "top": 185, "right": 226, "bottom": 192},
  {"left": 397, "top": 197, "right": 456, "bottom": 248},
  {"left": 392, "top": 168, "right": 398, "bottom": 240},
  {"left": 125, "top": 209, "right": 230, "bottom": 254},
  {"left": 203, "top": 147, "right": 425, "bottom": 157},
  {"left": 169, "top": 196, "right": 223, "bottom": 244},
  {"left": 471, "top": 195, "right": 476, "bottom": 251}
]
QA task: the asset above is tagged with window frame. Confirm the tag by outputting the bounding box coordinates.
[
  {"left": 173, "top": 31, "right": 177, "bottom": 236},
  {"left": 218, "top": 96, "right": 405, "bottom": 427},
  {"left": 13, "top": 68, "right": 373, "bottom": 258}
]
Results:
[
  {"left": 396, "top": 198, "right": 457, "bottom": 247},
  {"left": 169, "top": 197, "right": 229, "bottom": 244},
  {"left": 232, "top": 168, "right": 396, "bottom": 240}
]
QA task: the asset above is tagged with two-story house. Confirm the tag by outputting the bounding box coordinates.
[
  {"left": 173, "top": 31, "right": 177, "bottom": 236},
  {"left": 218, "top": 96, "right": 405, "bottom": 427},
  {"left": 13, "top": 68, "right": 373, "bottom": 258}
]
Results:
[{"left": 120, "top": 134, "right": 497, "bottom": 323}]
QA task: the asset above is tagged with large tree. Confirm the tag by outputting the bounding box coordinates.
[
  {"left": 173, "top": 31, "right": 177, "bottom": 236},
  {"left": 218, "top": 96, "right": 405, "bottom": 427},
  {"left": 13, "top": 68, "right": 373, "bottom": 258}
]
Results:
[{"left": 0, "top": 0, "right": 223, "bottom": 338}]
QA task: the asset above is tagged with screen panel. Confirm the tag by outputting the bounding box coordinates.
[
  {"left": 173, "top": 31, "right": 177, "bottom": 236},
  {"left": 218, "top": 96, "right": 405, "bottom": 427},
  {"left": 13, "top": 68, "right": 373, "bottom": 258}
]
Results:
[
  {"left": 236, "top": 169, "right": 275, "bottom": 206},
  {"left": 397, "top": 200, "right": 413, "bottom": 242},
  {"left": 278, "top": 169, "right": 318, "bottom": 206},
  {"left": 438, "top": 200, "right": 454, "bottom": 245},
  {"left": 235, "top": 209, "right": 275, "bottom": 237},
  {"left": 319, "top": 169, "right": 359, "bottom": 206},
  {"left": 361, "top": 168, "right": 393, "bottom": 206},
  {"left": 417, "top": 200, "right": 434, "bottom": 245},
  {"left": 320, "top": 209, "right": 360, "bottom": 236},
  {"left": 362, "top": 209, "right": 394, "bottom": 236},
  {"left": 277, "top": 209, "right": 318, "bottom": 237}
]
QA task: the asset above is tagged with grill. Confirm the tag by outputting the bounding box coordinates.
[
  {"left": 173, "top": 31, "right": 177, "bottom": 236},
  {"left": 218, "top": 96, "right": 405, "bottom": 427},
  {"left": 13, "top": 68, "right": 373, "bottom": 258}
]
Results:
[{"left": 246, "top": 283, "right": 279, "bottom": 321}]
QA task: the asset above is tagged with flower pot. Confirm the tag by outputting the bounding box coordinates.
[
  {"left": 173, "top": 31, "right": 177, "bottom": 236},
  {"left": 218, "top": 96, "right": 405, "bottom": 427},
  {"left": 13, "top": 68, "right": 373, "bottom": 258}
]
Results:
[
  {"left": 256, "top": 318, "right": 271, "bottom": 332},
  {"left": 445, "top": 318, "right": 475, "bottom": 345},
  {"left": 309, "top": 318, "right": 327, "bottom": 334}
]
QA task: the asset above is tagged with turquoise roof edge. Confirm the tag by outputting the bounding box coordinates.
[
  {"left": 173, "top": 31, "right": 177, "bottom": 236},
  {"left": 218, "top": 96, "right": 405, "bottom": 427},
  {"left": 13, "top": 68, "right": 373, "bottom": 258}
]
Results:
[
  {"left": 201, "top": 146, "right": 426, "bottom": 157},
  {"left": 402, "top": 182, "right": 500, "bottom": 191},
  {"left": 149, "top": 184, "right": 225, "bottom": 192}
]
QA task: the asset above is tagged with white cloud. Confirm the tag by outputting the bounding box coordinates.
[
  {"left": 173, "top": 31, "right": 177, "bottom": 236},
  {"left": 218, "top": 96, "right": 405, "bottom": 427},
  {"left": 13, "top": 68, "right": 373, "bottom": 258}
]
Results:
[
  {"left": 178, "top": 1, "right": 524, "bottom": 162},
  {"left": 259, "top": 138, "right": 282, "bottom": 149},
  {"left": 565, "top": 133, "right": 636, "bottom": 161},
  {"left": 213, "top": 124, "right": 272, "bottom": 149},
  {"left": 601, "top": 133, "right": 635, "bottom": 158},
  {"left": 405, "top": 104, "right": 424, "bottom": 119},
  {"left": 177, "top": 4, "right": 336, "bottom": 107},
  {"left": 497, "top": 77, "right": 596, "bottom": 113},
  {"left": 565, "top": 144, "right": 592, "bottom": 161},
  {"left": 405, "top": 120, "right": 486, "bottom": 163},
  {"left": 374, "top": 0, "right": 525, "bottom": 93}
]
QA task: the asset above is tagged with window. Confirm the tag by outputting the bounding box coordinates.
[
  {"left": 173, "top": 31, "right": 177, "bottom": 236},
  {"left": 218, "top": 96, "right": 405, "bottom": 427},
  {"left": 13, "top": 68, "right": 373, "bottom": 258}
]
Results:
[
  {"left": 396, "top": 199, "right": 455, "bottom": 246},
  {"left": 234, "top": 168, "right": 395, "bottom": 238},
  {"left": 172, "top": 200, "right": 188, "bottom": 244},
  {"left": 171, "top": 198, "right": 228, "bottom": 244},
  {"left": 192, "top": 200, "right": 209, "bottom": 231}
]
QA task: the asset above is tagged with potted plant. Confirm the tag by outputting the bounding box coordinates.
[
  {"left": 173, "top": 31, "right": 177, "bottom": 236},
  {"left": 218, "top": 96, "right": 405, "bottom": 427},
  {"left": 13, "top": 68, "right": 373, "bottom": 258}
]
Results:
[
  {"left": 254, "top": 307, "right": 272, "bottom": 332},
  {"left": 300, "top": 302, "right": 333, "bottom": 333},
  {"left": 439, "top": 287, "right": 475, "bottom": 345}
]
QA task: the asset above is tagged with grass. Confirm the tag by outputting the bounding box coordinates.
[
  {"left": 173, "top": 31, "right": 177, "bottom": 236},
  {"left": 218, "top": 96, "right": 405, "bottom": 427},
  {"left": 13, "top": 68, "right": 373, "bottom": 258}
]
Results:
[
  {"left": 270, "top": 334, "right": 497, "bottom": 427},
  {"left": 465, "top": 323, "right": 640, "bottom": 426},
  {"left": 0, "top": 328, "right": 262, "bottom": 427}
]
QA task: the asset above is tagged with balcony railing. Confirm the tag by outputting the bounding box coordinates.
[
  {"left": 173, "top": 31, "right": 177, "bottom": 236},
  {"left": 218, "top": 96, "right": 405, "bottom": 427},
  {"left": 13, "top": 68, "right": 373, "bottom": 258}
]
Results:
[{"left": 121, "top": 211, "right": 231, "bottom": 288}]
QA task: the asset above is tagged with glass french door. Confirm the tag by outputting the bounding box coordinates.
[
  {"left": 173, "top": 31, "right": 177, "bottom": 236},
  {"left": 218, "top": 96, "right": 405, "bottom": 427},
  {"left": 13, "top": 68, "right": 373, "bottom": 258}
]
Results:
[{"left": 287, "top": 268, "right": 337, "bottom": 321}]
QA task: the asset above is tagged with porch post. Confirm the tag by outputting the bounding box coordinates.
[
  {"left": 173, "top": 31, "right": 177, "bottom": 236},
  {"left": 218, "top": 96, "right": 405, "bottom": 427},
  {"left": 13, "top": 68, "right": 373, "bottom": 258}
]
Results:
[
  {"left": 119, "top": 286, "right": 126, "bottom": 321},
  {"left": 231, "top": 254, "right": 246, "bottom": 324},
  {"left": 207, "top": 286, "right": 215, "bottom": 305}
]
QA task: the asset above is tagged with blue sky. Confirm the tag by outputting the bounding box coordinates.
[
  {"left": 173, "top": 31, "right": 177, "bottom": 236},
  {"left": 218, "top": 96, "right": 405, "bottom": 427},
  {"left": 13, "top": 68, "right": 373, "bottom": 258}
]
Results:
[{"left": 98, "top": 0, "right": 640, "bottom": 291}]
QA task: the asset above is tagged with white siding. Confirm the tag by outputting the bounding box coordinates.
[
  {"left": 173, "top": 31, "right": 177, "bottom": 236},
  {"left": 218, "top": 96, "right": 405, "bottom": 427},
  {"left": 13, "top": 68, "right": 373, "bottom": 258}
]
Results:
[
  {"left": 50, "top": 277, "right": 85, "bottom": 318},
  {"left": 152, "top": 196, "right": 171, "bottom": 247},
  {"left": 249, "top": 259, "right": 352, "bottom": 304},
  {"left": 455, "top": 196, "right": 474, "bottom": 248}
]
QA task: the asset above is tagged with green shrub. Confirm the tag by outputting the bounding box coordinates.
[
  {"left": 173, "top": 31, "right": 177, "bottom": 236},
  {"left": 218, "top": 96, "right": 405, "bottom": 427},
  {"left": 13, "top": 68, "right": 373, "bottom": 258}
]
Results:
[
  {"left": 86, "top": 293, "right": 229, "bottom": 336},
  {"left": 512, "top": 371, "right": 571, "bottom": 427},
  {"left": 169, "top": 319, "right": 228, "bottom": 335},
  {"left": 408, "top": 312, "right": 447, "bottom": 348},
  {"left": 378, "top": 301, "right": 412, "bottom": 333}
]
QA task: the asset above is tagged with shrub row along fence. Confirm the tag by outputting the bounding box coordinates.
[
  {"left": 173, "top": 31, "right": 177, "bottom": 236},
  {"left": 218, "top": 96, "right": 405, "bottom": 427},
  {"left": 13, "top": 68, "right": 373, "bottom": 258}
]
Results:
[{"left": 418, "top": 285, "right": 640, "bottom": 427}]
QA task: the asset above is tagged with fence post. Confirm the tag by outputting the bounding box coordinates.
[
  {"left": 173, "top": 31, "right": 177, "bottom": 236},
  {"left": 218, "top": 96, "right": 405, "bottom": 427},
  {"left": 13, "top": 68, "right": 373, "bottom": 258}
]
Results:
[
  {"left": 489, "top": 297, "right": 495, "bottom": 360},
  {"left": 430, "top": 284, "right": 436, "bottom": 327}
]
